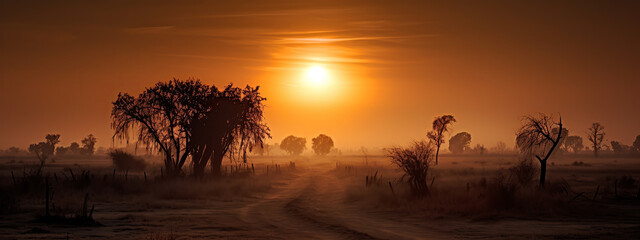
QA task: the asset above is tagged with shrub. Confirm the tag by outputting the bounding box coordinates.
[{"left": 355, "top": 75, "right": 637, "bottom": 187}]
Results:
[
  {"left": 109, "top": 150, "right": 147, "bottom": 172},
  {"left": 509, "top": 158, "right": 536, "bottom": 186},
  {"left": 387, "top": 141, "right": 435, "bottom": 195}
]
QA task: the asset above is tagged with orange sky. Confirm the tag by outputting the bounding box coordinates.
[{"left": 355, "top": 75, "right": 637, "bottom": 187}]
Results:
[{"left": 1, "top": 1, "right": 639, "bottom": 151}]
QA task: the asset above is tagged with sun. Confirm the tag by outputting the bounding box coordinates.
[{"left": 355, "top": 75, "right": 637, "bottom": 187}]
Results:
[{"left": 305, "top": 65, "right": 329, "bottom": 86}]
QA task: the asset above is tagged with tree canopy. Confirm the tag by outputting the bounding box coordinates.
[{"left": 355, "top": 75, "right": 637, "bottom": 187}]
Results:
[
  {"left": 111, "top": 79, "right": 269, "bottom": 177},
  {"left": 280, "top": 135, "right": 306, "bottom": 156},
  {"left": 448, "top": 132, "right": 471, "bottom": 154},
  {"left": 312, "top": 134, "right": 334, "bottom": 156}
]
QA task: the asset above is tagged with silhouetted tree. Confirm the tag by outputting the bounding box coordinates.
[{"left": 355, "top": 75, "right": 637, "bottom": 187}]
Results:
[
  {"left": 427, "top": 115, "right": 456, "bottom": 165},
  {"left": 112, "top": 79, "right": 213, "bottom": 177},
  {"left": 587, "top": 123, "right": 605, "bottom": 157},
  {"left": 45, "top": 134, "right": 60, "bottom": 156},
  {"left": 448, "top": 132, "right": 471, "bottom": 154},
  {"left": 516, "top": 113, "right": 564, "bottom": 187},
  {"left": 610, "top": 141, "right": 632, "bottom": 154},
  {"left": 563, "top": 136, "right": 584, "bottom": 153},
  {"left": 81, "top": 134, "right": 97, "bottom": 155},
  {"left": 7, "top": 147, "right": 20, "bottom": 153},
  {"left": 311, "top": 134, "right": 334, "bottom": 156},
  {"left": 633, "top": 135, "right": 640, "bottom": 152},
  {"left": 29, "top": 134, "right": 60, "bottom": 167},
  {"left": 472, "top": 144, "right": 487, "bottom": 155},
  {"left": 251, "top": 143, "right": 271, "bottom": 156},
  {"left": 190, "top": 85, "right": 270, "bottom": 177},
  {"left": 29, "top": 142, "right": 50, "bottom": 168},
  {"left": 280, "top": 136, "right": 306, "bottom": 156},
  {"left": 551, "top": 127, "right": 569, "bottom": 155},
  {"left": 387, "top": 141, "right": 435, "bottom": 195},
  {"left": 491, "top": 141, "right": 507, "bottom": 154}
]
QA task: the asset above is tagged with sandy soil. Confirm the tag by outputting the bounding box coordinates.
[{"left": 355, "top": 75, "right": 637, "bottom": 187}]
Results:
[{"left": 1, "top": 155, "right": 639, "bottom": 239}]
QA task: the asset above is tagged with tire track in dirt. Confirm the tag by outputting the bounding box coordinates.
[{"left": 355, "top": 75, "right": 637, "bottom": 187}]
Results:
[
  {"left": 238, "top": 162, "right": 452, "bottom": 239},
  {"left": 238, "top": 166, "right": 381, "bottom": 239}
]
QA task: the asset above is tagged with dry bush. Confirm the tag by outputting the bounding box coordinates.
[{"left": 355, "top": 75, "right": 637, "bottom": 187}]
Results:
[
  {"left": 109, "top": 150, "right": 147, "bottom": 172},
  {"left": 509, "top": 158, "right": 537, "bottom": 186},
  {"left": 387, "top": 141, "right": 435, "bottom": 195}
]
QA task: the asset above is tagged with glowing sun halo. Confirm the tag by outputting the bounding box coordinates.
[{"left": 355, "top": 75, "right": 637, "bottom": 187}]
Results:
[{"left": 305, "top": 65, "right": 329, "bottom": 86}]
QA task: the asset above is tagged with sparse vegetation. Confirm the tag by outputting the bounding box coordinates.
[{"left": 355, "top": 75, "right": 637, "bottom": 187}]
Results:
[
  {"left": 387, "top": 141, "right": 435, "bottom": 195},
  {"left": 109, "top": 150, "right": 147, "bottom": 172}
]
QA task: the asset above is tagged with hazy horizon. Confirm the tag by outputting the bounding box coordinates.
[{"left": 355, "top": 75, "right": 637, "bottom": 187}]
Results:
[{"left": 2, "top": 1, "right": 639, "bottom": 150}]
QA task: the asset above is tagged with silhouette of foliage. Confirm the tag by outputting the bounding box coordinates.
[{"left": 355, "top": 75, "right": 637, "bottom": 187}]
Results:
[
  {"left": 29, "top": 134, "right": 60, "bottom": 167},
  {"left": 190, "top": 85, "right": 270, "bottom": 177},
  {"left": 280, "top": 135, "right": 306, "bottom": 156},
  {"left": 82, "top": 134, "right": 97, "bottom": 155},
  {"left": 112, "top": 79, "right": 269, "bottom": 177},
  {"left": 516, "top": 113, "right": 563, "bottom": 187},
  {"left": 426, "top": 115, "right": 455, "bottom": 165},
  {"left": 448, "top": 132, "right": 471, "bottom": 154},
  {"left": 251, "top": 143, "right": 271, "bottom": 156},
  {"left": 610, "top": 141, "right": 632, "bottom": 154},
  {"left": 587, "top": 122, "right": 605, "bottom": 157},
  {"left": 311, "top": 134, "right": 334, "bottom": 156},
  {"left": 563, "top": 136, "right": 584, "bottom": 153},
  {"left": 491, "top": 141, "right": 508, "bottom": 153},
  {"left": 109, "top": 150, "right": 147, "bottom": 172},
  {"left": 387, "top": 141, "right": 435, "bottom": 195},
  {"left": 471, "top": 144, "right": 487, "bottom": 155},
  {"left": 551, "top": 127, "right": 569, "bottom": 155},
  {"left": 633, "top": 135, "right": 640, "bottom": 152},
  {"left": 112, "top": 79, "right": 211, "bottom": 177},
  {"left": 29, "top": 142, "right": 50, "bottom": 167}
]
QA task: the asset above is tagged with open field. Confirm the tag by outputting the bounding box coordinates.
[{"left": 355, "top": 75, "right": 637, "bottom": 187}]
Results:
[{"left": 0, "top": 154, "right": 639, "bottom": 239}]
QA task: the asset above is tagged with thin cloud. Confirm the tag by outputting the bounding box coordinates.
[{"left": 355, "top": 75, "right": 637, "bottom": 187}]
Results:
[{"left": 124, "top": 26, "right": 175, "bottom": 34}]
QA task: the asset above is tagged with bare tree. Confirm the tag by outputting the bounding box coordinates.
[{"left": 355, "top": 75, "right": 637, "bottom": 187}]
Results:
[
  {"left": 516, "top": 113, "right": 564, "bottom": 187},
  {"left": 587, "top": 122, "right": 605, "bottom": 157},
  {"left": 388, "top": 141, "right": 435, "bottom": 195},
  {"left": 427, "top": 115, "right": 456, "bottom": 165}
]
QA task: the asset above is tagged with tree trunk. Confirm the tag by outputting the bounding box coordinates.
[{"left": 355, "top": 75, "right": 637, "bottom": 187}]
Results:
[
  {"left": 539, "top": 159, "right": 547, "bottom": 187},
  {"left": 210, "top": 151, "right": 224, "bottom": 177},
  {"left": 435, "top": 146, "right": 440, "bottom": 165}
]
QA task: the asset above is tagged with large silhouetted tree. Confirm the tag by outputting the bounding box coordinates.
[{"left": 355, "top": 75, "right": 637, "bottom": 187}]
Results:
[
  {"left": 190, "top": 85, "right": 270, "bottom": 177},
  {"left": 516, "top": 113, "right": 564, "bottom": 187},
  {"left": 112, "top": 79, "right": 269, "bottom": 177},
  {"left": 448, "top": 132, "right": 471, "bottom": 154},
  {"left": 312, "top": 134, "right": 334, "bottom": 156},
  {"left": 112, "top": 79, "right": 214, "bottom": 177},
  {"left": 427, "top": 115, "right": 456, "bottom": 165},
  {"left": 587, "top": 122, "right": 605, "bottom": 157},
  {"left": 280, "top": 136, "right": 306, "bottom": 156}
]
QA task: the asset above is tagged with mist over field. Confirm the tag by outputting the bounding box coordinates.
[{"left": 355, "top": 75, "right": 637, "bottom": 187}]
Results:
[{"left": 1, "top": 1, "right": 640, "bottom": 239}]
